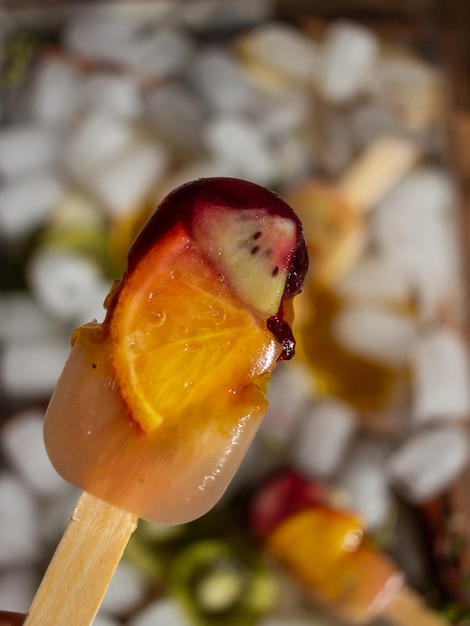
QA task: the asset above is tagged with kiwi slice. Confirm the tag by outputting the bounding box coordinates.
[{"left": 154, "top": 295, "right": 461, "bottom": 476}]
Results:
[
  {"left": 170, "top": 540, "right": 277, "bottom": 626},
  {"left": 193, "top": 206, "right": 298, "bottom": 317}
]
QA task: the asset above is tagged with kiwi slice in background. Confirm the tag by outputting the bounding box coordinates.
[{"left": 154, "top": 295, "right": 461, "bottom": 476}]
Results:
[{"left": 169, "top": 539, "right": 277, "bottom": 626}]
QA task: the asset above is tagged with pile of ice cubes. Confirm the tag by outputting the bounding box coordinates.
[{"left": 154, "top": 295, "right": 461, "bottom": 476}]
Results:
[{"left": 0, "top": 1, "right": 468, "bottom": 622}]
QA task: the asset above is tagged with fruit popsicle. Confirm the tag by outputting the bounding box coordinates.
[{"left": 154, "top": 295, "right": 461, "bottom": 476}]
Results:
[
  {"left": 287, "top": 136, "right": 420, "bottom": 412},
  {"left": 286, "top": 134, "right": 420, "bottom": 287},
  {"left": 251, "top": 471, "right": 448, "bottom": 626},
  {"left": 25, "top": 177, "right": 308, "bottom": 625}
]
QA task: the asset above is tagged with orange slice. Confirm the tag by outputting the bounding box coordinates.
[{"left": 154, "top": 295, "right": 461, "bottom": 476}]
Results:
[
  {"left": 267, "top": 507, "right": 364, "bottom": 590},
  {"left": 111, "top": 224, "right": 282, "bottom": 434}
]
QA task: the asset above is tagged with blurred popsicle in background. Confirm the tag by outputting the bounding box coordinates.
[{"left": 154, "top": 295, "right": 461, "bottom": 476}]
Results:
[
  {"left": 250, "top": 470, "right": 448, "bottom": 625},
  {"left": 286, "top": 135, "right": 420, "bottom": 413},
  {"left": 286, "top": 134, "right": 420, "bottom": 287}
]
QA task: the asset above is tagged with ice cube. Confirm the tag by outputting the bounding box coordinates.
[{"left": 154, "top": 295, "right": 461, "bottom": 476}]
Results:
[
  {"left": 76, "top": 278, "right": 114, "bottom": 325},
  {"left": 260, "top": 360, "right": 312, "bottom": 445},
  {"left": 30, "top": 58, "right": 83, "bottom": 127},
  {"left": 37, "top": 486, "right": 80, "bottom": 548},
  {"left": 155, "top": 158, "right": 237, "bottom": 202},
  {"left": 255, "top": 91, "right": 314, "bottom": 180},
  {"left": 0, "top": 293, "right": 57, "bottom": 342},
  {"left": 293, "top": 399, "right": 357, "bottom": 479},
  {"left": 28, "top": 249, "right": 103, "bottom": 323},
  {"left": 337, "top": 255, "right": 411, "bottom": 305},
  {"left": 146, "top": 82, "right": 206, "bottom": 156},
  {"left": 337, "top": 438, "right": 393, "bottom": 530},
  {"left": 121, "top": 28, "right": 193, "bottom": 79},
  {"left": 63, "top": 12, "right": 141, "bottom": 64},
  {"left": 64, "top": 112, "right": 134, "bottom": 186},
  {"left": 90, "top": 141, "right": 168, "bottom": 218},
  {"left": 203, "top": 114, "right": 276, "bottom": 184},
  {"left": 66, "top": 15, "right": 191, "bottom": 79},
  {"left": 191, "top": 47, "right": 260, "bottom": 113},
  {"left": 373, "top": 52, "right": 442, "bottom": 129},
  {"left": 1, "top": 337, "right": 70, "bottom": 398},
  {"left": 379, "top": 167, "right": 456, "bottom": 218},
  {"left": 93, "top": 614, "right": 120, "bottom": 626},
  {"left": 101, "top": 561, "right": 147, "bottom": 616},
  {"left": 0, "top": 569, "right": 36, "bottom": 613},
  {"left": 235, "top": 23, "right": 321, "bottom": 85},
  {"left": 84, "top": 73, "right": 142, "bottom": 119},
  {"left": 332, "top": 303, "right": 415, "bottom": 367},
  {"left": 0, "top": 125, "right": 61, "bottom": 179},
  {"left": 2, "top": 408, "right": 67, "bottom": 496},
  {"left": 253, "top": 90, "right": 311, "bottom": 139},
  {"left": 318, "top": 21, "right": 379, "bottom": 103},
  {"left": 313, "top": 106, "right": 355, "bottom": 175},
  {"left": 0, "top": 473, "right": 39, "bottom": 567},
  {"left": 412, "top": 327, "right": 470, "bottom": 423},
  {"left": 371, "top": 167, "right": 461, "bottom": 317},
  {"left": 0, "top": 172, "right": 65, "bottom": 239},
  {"left": 349, "top": 103, "right": 403, "bottom": 149},
  {"left": 387, "top": 426, "right": 470, "bottom": 503},
  {"left": 129, "top": 598, "right": 191, "bottom": 626},
  {"left": 180, "top": 0, "right": 272, "bottom": 33}
]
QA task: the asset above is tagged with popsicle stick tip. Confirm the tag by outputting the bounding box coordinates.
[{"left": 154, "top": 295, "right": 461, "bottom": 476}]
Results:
[{"left": 383, "top": 585, "right": 450, "bottom": 626}]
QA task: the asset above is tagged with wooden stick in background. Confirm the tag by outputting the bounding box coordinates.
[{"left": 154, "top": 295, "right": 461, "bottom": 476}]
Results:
[
  {"left": 287, "top": 133, "right": 421, "bottom": 286},
  {"left": 383, "top": 585, "right": 450, "bottom": 626},
  {"left": 336, "top": 134, "right": 421, "bottom": 215}
]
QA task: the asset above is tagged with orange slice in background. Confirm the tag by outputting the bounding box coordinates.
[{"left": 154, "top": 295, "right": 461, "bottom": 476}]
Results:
[
  {"left": 111, "top": 224, "right": 282, "bottom": 434},
  {"left": 266, "top": 507, "right": 365, "bottom": 591}
]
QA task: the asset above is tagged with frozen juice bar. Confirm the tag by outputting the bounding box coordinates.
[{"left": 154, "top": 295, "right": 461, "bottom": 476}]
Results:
[
  {"left": 286, "top": 136, "right": 420, "bottom": 411},
  {"left": 286, "top": 134, "right": 419, "bottom": 286},
  {"left": 25, "top": 177, "right": 307, "bottom": 626},
  {"left": 43, "top": 177, "right": 308, "bottom": 524},
  {"left": 267, "top": 507, "right": 447, "bottom": 625},
  {"left": 252, "top": 471, "right": 448, "bottom": 626}
]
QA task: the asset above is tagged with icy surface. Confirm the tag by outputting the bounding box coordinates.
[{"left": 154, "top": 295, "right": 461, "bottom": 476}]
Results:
[
  {"left": 101, "top": 561, "right": 147, "bottom": 616},
  {"left": 0, "top": 474, "right": 39, "bottom": 567},
  {"left": 0, "top": 568, "right": 36, "bottom": 613},
  {"left": 293, "top": 400, "right": 356, "bottom": 479},
  {"left": 318, "top": 21, "right": 379, "bottom": 103},
  {"left": 0, "top": 172, "right": 65, "bottom": 239},
  {"left": 1, "top": 338, "right": 70, "bottom": 397},
  {"left": 2, "top": 408, "right": 67, "bottom": 496},
  {"left": 332, "top": 303, "right": 415, "bottom": 366},
  {"left": 0, "top": 125, "right": 61, "bottom": 179},
  {"left": 28, "top": 250, "right": 103, "bottom": 322},
  {"left": 129, "top": 598, "right": 192, "bottom": 626},
  {"left": 412, "top": 327, "right": 470, "bottom": 422},
  {"left": 387, "top": 426, "right": 470, "bottom": 503},
  {"left": 337, "top": 439, "right": 393, "bottom": 530}
]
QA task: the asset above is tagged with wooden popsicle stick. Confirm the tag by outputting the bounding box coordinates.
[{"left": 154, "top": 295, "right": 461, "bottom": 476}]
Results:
[
  {"left": 24, "top": 492, "right": 137, "bottom": 626},
  {"left": 336, "top": 134, "right": 421, "bottom": 215},
  {"left": 382, "top": 585, "right": 449, "bottom": 626},
  {"left": 309, "top": 134, "right": 421, "bottom": 284}
]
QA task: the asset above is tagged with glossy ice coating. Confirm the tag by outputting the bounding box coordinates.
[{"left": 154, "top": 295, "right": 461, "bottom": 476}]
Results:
[
  {"left": 44, "top": 178, "right": 307, "bottom": 523},
  {"left": 267, "top": 508, "right": 402, "bottom": 623}
]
